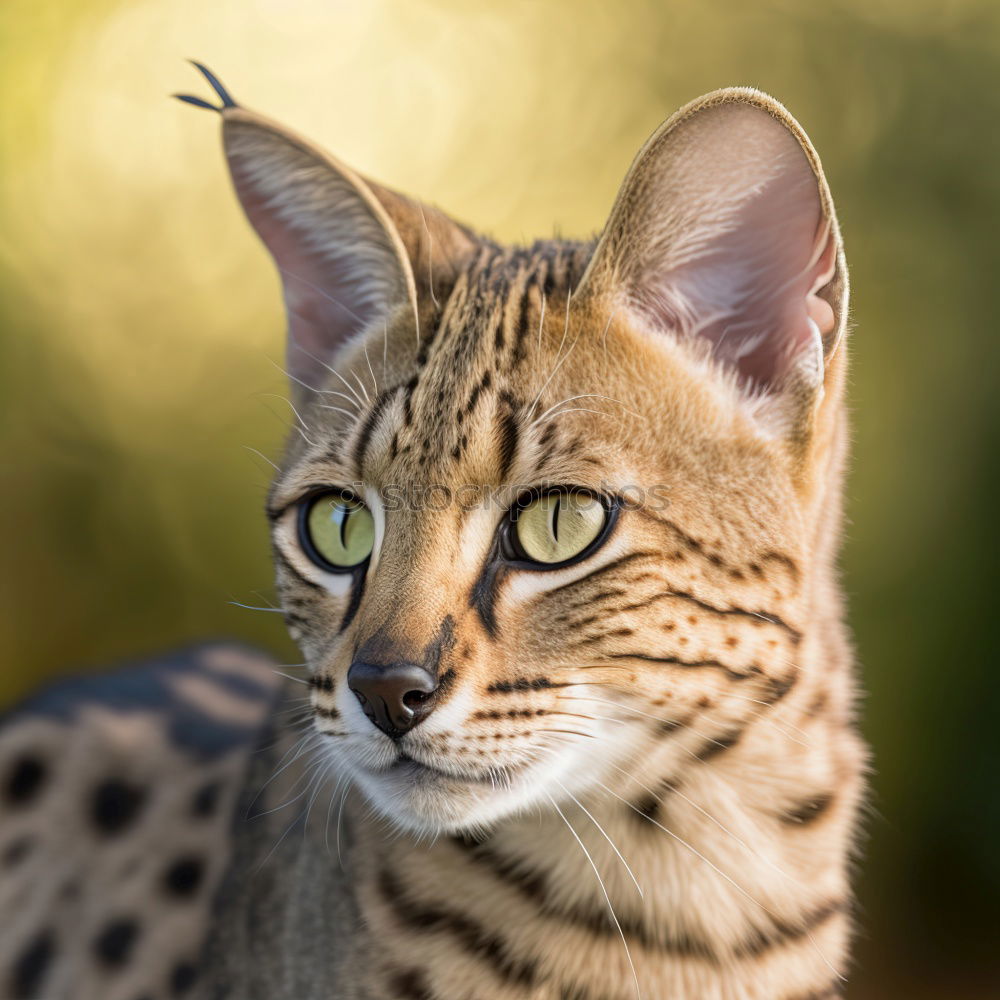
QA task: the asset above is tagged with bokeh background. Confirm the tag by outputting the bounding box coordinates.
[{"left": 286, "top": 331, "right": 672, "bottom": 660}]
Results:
[{"left": 2, "top": 0, "right": 998, "bottom": 995}]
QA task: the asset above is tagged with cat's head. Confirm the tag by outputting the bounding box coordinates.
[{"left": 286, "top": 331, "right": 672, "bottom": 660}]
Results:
[{"left": 193, "top": 70, "right": 848, "bottom": 836}]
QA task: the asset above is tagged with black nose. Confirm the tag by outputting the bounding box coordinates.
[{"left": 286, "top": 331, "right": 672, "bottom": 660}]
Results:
[{"left": 347, "top": 661, "right": 439, "bottom": 737}]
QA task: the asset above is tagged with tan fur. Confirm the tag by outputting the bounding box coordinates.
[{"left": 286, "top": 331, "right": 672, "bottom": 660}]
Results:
[
  {"left": 235, "top": 85, "right": 864, "bottom": 999},
  {"left": 0, "top": 82, "right": 864, "bottom": 1000}
]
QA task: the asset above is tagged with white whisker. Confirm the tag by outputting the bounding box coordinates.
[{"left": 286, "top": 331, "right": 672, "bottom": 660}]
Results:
[
  {"left": 243, "top": 445, "right": 280, "bottom": 472},
  {"left": 552, "top": 777, "right": 644, "bottom": 899},
  {"left": 592, "top": 777, "right": 844, "bottom": 982},
  {"left": 546, "top": 793, "right": 642, "bottom": 999}
]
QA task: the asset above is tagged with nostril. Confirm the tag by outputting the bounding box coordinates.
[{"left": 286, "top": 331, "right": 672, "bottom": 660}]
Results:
[{"left": 402, "top": 689, "right": 430, "bottom": 709}]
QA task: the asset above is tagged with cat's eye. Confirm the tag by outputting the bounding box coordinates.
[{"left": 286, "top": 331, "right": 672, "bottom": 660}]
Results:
[
  {"left": 299, "top": 491, "right": 375, "bottom": 572},
  {"left": 508, "top": 489, "right": 614, "bottom": 568}
]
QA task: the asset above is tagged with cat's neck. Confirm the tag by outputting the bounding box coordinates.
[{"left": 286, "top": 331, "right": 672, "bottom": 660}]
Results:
[{"left": 343, "top": 659, "right": 862, "bottom": 1000}]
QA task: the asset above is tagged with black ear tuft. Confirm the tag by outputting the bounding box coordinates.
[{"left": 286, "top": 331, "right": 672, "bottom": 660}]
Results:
[
  {"left": 173, "top": 61, "right": 238, "bottom": 112},
  {"left": 173, "top": 93, "right": 220, "bottom": 112}
]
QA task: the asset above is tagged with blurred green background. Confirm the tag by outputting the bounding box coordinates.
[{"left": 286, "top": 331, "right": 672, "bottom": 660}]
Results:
[{"left": 1, "top": 0, "right": 998, "bottom": 995}]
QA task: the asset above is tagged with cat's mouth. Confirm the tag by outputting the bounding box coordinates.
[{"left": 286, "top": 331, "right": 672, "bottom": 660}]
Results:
[
  {"left": 385, "top": 752, "right": 525, "bottom": 788},
  {"left": 344, "top": 747, "right": 539, "bottom": 834}
]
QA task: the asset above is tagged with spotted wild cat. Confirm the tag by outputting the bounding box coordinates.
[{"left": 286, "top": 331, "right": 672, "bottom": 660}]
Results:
[{"left": 0, "top": 64, "right": 864, "bottom": 1000}]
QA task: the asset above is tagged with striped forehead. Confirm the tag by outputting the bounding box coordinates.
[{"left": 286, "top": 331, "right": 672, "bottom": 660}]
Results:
[{"left": 358, "top": 241, "right": 592, "bottom": 484}]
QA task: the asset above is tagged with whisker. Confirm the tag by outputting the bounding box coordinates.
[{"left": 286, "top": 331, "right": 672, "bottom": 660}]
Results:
[
  {"left": 531, "top": 393, "right": 644, "bottom": 428},
  {"left": 351, "top": 370, "right": 371, "bottom": 404},
  {"left": 546, "top": 793, "right": 642, "bottom": 1000},
  {"left": 317, "top": 404, "right": 361, "bottom": 420},
  {"left": 418, "top": 204, "right": 440, "bottom": 309},
  {"left": 246, "top": 732, "right": 322, "bottom": 815},
  {"left": 363, "top": 340, "right": 379, "bottom": 396},
  {"left": 273, "top": 670, "right": 309, "bottom": 685},
  {"left": 537, "top": 727, "right": 597, "bottom": 741},
  {"left": 227, "top": 600, "right": 284, "bottom": 614},
  {"left": 591, "top": 778, "right": 844, "bottom": 983},
  {"left": 324, "top": 771, "right": 347, "bottom": 858},
  {"left": 257, "top": 391, "right": 316, "bottom": 436},
  {"left": 602, "top": 758, "right": 811, "bottom": 895},
  {"left": 553, "top": 777, "right": 644, "bottom": 899},
  {"left": 243, "top": 445, "right": 280, "bottom": 472},
  {"left": 267, "top": 357, "right": 362, "bottom": 411},
  {"left": 528, "top": 294, "right": 580, "bottom": 419},
  {"left": 254, "top": 760, "right": 327, "bottom": 873}
]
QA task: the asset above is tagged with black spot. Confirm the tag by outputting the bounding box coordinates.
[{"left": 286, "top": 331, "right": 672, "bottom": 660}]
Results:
[
  {"left": 163, "top": 856, "right": 205, "bottom": 898},
  {"left": 11, "top": 929, "right": 54, "bottom": 998},
  {"left": 390, "top": 967, "right": 435, "bottom": 1000},
  {"left": 5, "top": 756, "right": 47, "bottom": 806},
  {"left": 633, "top": 794, "right": 661, "bottom": 821},
  {"left": 94, "top": 918, "right": 140, "bottom": 966},
  {"left": 59, "top": 881, "right": 81, "bottom": 901},
  {"left": 2, "top": 836, "right": 33, "bottom": 868},
  {"left": 91, "top": 780, "right": 146, "bottom": 835},
  {"left": 170, "top": 960, "right": 198, "bottom": 995},
  {"left": 191, "top": 781, "right": 221, "bottom": 817}
]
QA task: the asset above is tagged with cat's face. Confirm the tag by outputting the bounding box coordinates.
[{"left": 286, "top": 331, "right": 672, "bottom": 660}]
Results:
[
  {"left": 269, "top": 274, "right": 814, "bottom": 835},
  {"left": 201, "top": 75, "right": 847, "bottom": 835}
]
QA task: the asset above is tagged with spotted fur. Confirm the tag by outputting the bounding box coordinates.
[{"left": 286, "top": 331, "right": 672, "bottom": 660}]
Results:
[{"left": 1, "top": 72, "right": 865, "bottom": 1000}]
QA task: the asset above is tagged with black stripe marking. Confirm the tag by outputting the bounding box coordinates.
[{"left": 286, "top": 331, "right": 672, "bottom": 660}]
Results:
[
  {"left": 453, "top": 838, "right": 717, "bottom": 959},
  {"left": 470, "top": 535, "right": 508, "bottom": 638},
  {"left": 496, "top": 407, "right": 520, "bottom": 481},
  {"left": 352, "top": 387, "right": 399, "bottom": 475},
  {"left": 338, "top": 569, "right": 368, "bottom": 634},
  {"left": 635, "top": 509, "right": 801, "bottom": 584},
  {"left": 511, "top": 284, "right": 533, "bottom": 365},
  {"left": 614, "top": 588, "right": 801, "bottom": 644},
  {"left": 608, "top": 652, "right": 757, "bottom": 683},
  {"left": 780, "top": 792, "right": 835, "bottom": 827},
  {"left": 402, "top": 374, "right": 419, "bottom": 426},
  {"left": 453, "top": 841, "right": 844, "bottom": 966},
  {"left": 487, "top": 677, "right": 566, "bottom": 693},
  {"left": 735, "top": 899, "right": 846, "bottom": 959},
  {"left": 693, "top": 728, "right": 744, "bottom": 762},
  {"left": 377, "top": 867, "right": 537, "bottom": 987}
]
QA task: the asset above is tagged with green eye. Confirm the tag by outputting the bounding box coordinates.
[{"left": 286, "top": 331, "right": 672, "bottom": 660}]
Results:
[
  {"left": 511, "top": 490, "right": 611, "bottom": 566},
  {"left": 300, "top": 491, "right": 375, "bottom": 571}
]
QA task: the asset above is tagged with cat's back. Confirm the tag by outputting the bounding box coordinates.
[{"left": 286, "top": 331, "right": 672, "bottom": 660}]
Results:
[{"left": 0, "top": 643, "right": 283, "bottom": 1000}]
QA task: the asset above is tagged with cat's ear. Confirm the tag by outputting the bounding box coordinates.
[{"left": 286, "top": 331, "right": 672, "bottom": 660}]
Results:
[
  {"left": 178, "top": 66, "right": 478, "bottom": 390},
  {"left": 578, "top": 88, "right": 847, "bottom": 411}
]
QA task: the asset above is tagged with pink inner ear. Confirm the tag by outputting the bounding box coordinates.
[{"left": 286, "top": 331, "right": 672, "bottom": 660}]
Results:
[
  {"left": 650, "top": 163, "right": 835, "bottom": 389},
  {"left": 222, "top": 119, "right": 412, "bottom": 392},
  {"left": 233, "top": 172, "right": 377, "bottom": 387},
  {"left": 617, "top": 103, "right": 840, "bottom": 393}
]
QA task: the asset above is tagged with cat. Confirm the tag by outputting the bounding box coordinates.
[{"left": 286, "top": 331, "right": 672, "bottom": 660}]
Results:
[{"left": 0, "top": 63, "right": 863, "bottom": 1000}]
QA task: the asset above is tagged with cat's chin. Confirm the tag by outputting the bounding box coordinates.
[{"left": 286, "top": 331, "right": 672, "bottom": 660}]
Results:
[{"left": 348, "top": 756, "right": 543, "bottom": 836}]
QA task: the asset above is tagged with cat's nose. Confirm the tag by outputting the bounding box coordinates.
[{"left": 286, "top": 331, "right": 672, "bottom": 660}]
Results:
[{"left": 347, "top": 661, "right": 438, "bottom": 737}]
